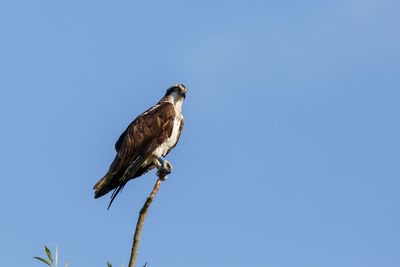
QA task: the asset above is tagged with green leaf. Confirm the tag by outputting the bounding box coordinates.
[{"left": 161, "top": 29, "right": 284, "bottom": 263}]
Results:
[
  {"left": 44, "top": 246, "right": 53, "bottom": 264},
  {"left": 55, "top": 245, "right": 58, "bottom": 267},
  {"left": 107, "top": 261, "right": 112, "bottom": 267},
  {"left": 64, "top": 259, "right": 71, "bottom": 267},
  {"left": 34, "top": 256, "right": 51, "bottom": 266},
  {"left": 121, "top": 264, "right": 124, "bottom": 267},
  {"left": 143, "top": 262, "right": 147, "bottom": 267}
]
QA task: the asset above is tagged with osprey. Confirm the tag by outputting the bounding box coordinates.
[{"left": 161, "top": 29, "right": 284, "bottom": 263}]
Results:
[{"left": 94, "top": 84, "right": 187, "bottom": 208}]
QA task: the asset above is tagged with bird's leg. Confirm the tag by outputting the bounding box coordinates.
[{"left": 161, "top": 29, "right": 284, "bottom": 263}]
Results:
[
  {"left": 155, "top": 156, "right": 165, "bottom": 169},
  {"left": 156, "top": 156, "right": 173, "bottom": 181}
]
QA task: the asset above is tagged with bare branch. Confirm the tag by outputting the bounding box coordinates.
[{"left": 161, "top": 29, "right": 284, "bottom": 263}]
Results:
[{"left": 128, "top": 172, "right": 167, "bottom": 267}]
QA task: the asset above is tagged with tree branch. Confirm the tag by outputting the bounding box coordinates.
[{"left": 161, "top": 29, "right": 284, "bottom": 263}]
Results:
[{"left": 128, "top": 172, "right": 166, "bottom": 267}]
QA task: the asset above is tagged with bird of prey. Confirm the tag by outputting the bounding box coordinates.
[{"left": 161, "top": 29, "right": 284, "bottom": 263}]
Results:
[{"left": 94, "top": 84, "right": 187, "bottom": 208}]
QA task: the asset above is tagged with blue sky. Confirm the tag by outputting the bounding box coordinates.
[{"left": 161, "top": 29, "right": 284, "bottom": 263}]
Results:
[{"left": 1, "top": 1, "right": 399, "bottom": 266}]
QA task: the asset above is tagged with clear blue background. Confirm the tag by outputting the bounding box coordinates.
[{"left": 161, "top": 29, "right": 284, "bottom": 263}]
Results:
[{"left": 1, "top": 1, "right": 399, "bottom": 266}]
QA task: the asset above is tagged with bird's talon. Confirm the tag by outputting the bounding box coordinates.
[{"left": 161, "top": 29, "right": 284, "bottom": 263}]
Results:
[
  {"left": 163, "top": 161, "right": 173, "bottom": 174},
  {"left": 156, "top": 160, "right": 172, "bottom": 179}
]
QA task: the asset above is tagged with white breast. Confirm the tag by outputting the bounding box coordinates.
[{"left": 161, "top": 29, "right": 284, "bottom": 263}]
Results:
[
  {"left": 153, "top": 117, "right": 180, "bottom": 158},
  {"left": 166, "top": 117, "right": 181, "bottom": 150},
  {"left": 152, "top": 93, "right": 183, "bottom": 159}
]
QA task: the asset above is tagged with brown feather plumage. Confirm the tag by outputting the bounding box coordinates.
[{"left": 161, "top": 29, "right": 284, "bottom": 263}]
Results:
[
  {"left": 93, "top": 100, "right": 177, "bottom": 205},
  {"left": 94, "top": 83, "right": 188, "bottom": 208}
]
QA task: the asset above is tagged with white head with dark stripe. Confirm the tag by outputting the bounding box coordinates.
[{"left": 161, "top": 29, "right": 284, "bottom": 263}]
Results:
[{"left": 165, "top": 83, "right": 188, "bottom": 100}]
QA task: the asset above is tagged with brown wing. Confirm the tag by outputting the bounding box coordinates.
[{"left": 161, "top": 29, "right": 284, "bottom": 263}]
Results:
[
  {"left": 115, "top": 103, "right": 175, "bottom": 171},
  {"left": 132, "top": 117, "right": 183, "bottom": 180},
  {"left": 93, "top": 102, "right": 176, "bottom": 201},
  {"left": 106, "top": 102, "right": 176, "bottom": 208}
]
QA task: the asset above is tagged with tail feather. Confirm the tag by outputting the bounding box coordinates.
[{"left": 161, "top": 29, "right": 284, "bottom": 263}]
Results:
[
  {"left": 107, "top": 182, "right": 127, "bottom": 209},
  {"left": 94, "top": 164, "right": 154, "bottom": 208},
  {"left": 93, "top": 174, "right": 117, "bottom": 199}
]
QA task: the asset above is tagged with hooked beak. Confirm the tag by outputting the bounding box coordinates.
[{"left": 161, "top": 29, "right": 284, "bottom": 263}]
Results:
[{"left": 178, "top": 91, "right": 186, "bottom": 99}]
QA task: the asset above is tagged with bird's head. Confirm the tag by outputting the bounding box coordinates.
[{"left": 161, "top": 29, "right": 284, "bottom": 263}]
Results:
[{"left": 165, "top": 83, "right": 188, "bottom": 99}]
